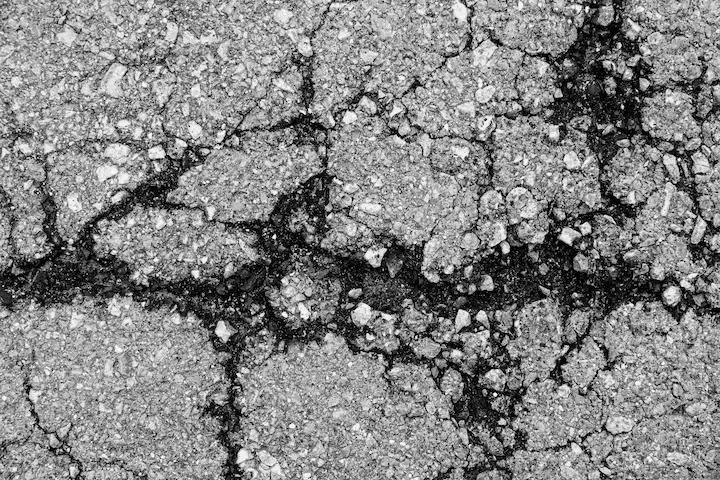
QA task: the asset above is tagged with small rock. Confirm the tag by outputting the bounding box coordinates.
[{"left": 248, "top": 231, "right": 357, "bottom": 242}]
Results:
[
  {"left": 148, "top": 145, "right": 166, "bottom": 159},
  {"left": 273, "top": 8, "right": 294, "bottom": 25},
  {"left": 413, "top": 337, "right": 442, "bottom": 359},
  {"left": 351, "top": 303, "right": 373, "bottom": 326},
  {"left": 475, "top": 310, "right": 490, "bottom": 329},
  {"left": 337, "top": 27, "right": 352, "bottom": 40},
  {"left": 67, "top": 192, "right": 83, "bottom": 213},
  {"left": 385, "top": 252, "right": 403, "bottom": 278},
  {"left": 559, "top": 227, "right": 582, "bottom": 246},
  {"left": 692, "top": 152, "right": 711, "bottom": 174},
  {"left": 359, "top": 49, "right": 379, "bottom": 64},
  {"left": 117, "top": 172, "right": 130, "bottom": 185},
  {"left": 69, "top": 312, "right": 83, "bottom": 329},
  {"left": 475, "top": 85, "right": 496, "bottom": 104},
  {"left": 667, "top": 452, "right": 689, "bottom": 466},
  {"left": 478, "top": 275, "right": 494, "bottom": 291},
  {"left": 359, "top": 203, "right": 382, "bottom": 215},
  {"left": 476, "top": 115, "right": 496, "bottom": 140},
  {"left": 605, "top": 416, "right": 634, "bottom": 434},
  {"left": 297, "top": 302, "right": 311, "bottom": 320},
  {"left": 573, "top": 253, "right": 591, "bottom": 273},
  {"left": 662, "top": 285, "right": 682, "bottom": 306},
  {"left": 364, "top": 246, "right": 387, "bottom": 268},
  {"left": 455, "top": 309, "right": 471, "bottom": 331},
  {"left": 104, "top": 143, "right": 131, "bottom": 161},
  {"left": 28, "top": 388, "right": 41, "bottom": 403},
  {"left": 685, "top": 402, "right": 706, "bottom": 416},
  {"left": 347, "top": 288, "right": 363, "bottom": 299},
  {"left": 594, "top": 5, "right": 615, "bottom": 26},
  {"left": 563, "top": 151, "right": 581, "bottom": 170},
  {"left": 236, "top": 448, "right": 253, "bottom": 464},
  {"left": 206, "top": 205, "right": 217, "bottom": 221},
  {"left": 662, "top": 154, "right": 680, "bottom": 181},
  {"left": 96, "top": 164, "right": 119, "bottom": 182},
  {"left": 257, "top": 450, "right": 277, "bottom": 467},
  {"left": 507, "top": 187, "right": 540, "bottom": 221},
  {"left": 215, "top": 320, "right": 236, "bottom": 343},
  {"left": 691, "top": 216, "right": 707, "bottom": 244},
  {"left": 297, "top": 36, "right": 313, "bottom": 56},
  {"left": 483, "top": 369, "right": 507, "bottom": 391},
  {"left": 342, "top": 111, "right": 358, "bottom": 124},
  {"left": 165, "top": 22, "right": 179, "bottom": 42},
  {"left": 452, "top": 0, "right": 468, "bottom": 23},
  {"left": 101, "top": 63, "right": 128, "bottom": 98},
  {"left": 560, "top": 465, "right": 581, "bottom": 480},
  {"left": 188, "top": 121, "right": 203, "bottom": 140},
  {"left": 547, "top": 124, "right": 560, "bottom": 142},
  {"left": 154, "top": 216, "right": 167, "bottom": 230},
  {"left": 456, "top": 101, "right": 475, "bottom": 116},
  {"left": 57, "top": 26, "right": 78, "bottom": 46}
]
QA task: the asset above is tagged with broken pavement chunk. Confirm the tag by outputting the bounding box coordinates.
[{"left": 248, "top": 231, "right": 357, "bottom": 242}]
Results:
[
  {"left": 236, "top": 333, "right": 468, "bottom": 479},
  {"left": 310, "top": 0, "right": 467, "bottom": 116},
  {"left": 1, "top": 297, "right": 228, "bottom": 479},
  {"left": 47, "top": 143, "right": 152, "bottom": 242},
  {"left": 322, "top": 114, "right": 490, "bottom": 282},
  {"left": 168, "top": 129, "right": 322, "bottom": 223},
  {"left": 472, "top": 0, "right": 586, "bottom": 57},
  {"left": 94, "top": 207, "right": 261, "bottom": 284}
]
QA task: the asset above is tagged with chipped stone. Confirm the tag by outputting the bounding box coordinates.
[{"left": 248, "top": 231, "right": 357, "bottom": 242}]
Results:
[
  {"left": 96, "top": 164, "right": 119, "bottom": 182},
  {"left": 662, "top": 285, "right": 682, "bottom": 307},
  {"left": 563, "top": 151, "right": 581, "bottom": 170},
  {"left": 606, "top": 416, "right": 634, "bottom": 434},
  {"left": 455, "top": 309, "right": 471, "bottom": 331},
  {"left": 452, "top": 1, "right": 468, "bottom": 23},
  {"left": 351, "top": 303, "right": 373, "bottom": 327},
  {"left": 342, "top": 111, "right": 358, "bottom": 125},
  {"left": 478, "top": 275, "right": 495, "bottom": 291},
  {"left": 236, "top": 448, "right": 253, "bottom": 464},
  {"left": 188, "top": 121, "right": 203, "bottom": 140},
  {"left": 558, "top": 227, "right": 581, "bottom": 246},
  {"left": 273, "top": 8, "right": 294, "bottom": 25},
  {"left": 101, "top": 63, "right": 128, "bottom": 98},
  {"left": 148, "top": 145, "right": 166, "bottom": 159},
  {"left": 475, "top": 85, "right": 496, "bottom": 104},
  {"left": 67, "top": 192, "right": 83, "bottom": 213},
  {"left": 691, "top": 216, "right": 707, "bottom": 244},
  {"left": 215, "top": 320, "right": 236, "bottom": 343},
  {"left": 57, "top": 26, "right": 78, "bottom": 47}
]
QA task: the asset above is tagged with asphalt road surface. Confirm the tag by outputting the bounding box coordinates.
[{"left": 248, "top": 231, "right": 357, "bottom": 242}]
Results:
[{"left": 1, "top": 0, "right": 719, "bottom": 479}]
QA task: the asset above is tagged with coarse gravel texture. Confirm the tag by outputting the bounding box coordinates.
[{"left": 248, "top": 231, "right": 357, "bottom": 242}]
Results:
[
  {"left": 163, "top": 0, "right": 331, "bottom": 144},
  {"left": 323, "top": 112, "right": 490, "bottom": 282},
  {"left": 235, "top": 333, "right": 470, "bottom": 479},
  {"left": 310, "top": 0, "right": 468, "bottom": 118},
  {"left": 168, "top": 128, "right": 323, "bottom": 223},
  {"left": 0, "top": 149, "right": 51, "bottom": 263},
  {"left": 47, "top": 143, "right": 156, "bottom": 243},
  {"left": 2, "top": 0, "right": 720, "bottom": 479},
  {"left": 93, "top": 207, "right": 262, "bottom": 284},
  {"left": 265, "top": 253, "right": 342, "bottom": 331},
  {"left": 1, "top": 296, "right": 229, "bottom": 480},
  {"left": 401, "top": 39, "right": 558, "bottom": 139}
]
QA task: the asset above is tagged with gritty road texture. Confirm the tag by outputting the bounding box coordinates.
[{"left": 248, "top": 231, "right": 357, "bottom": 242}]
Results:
[{"left": 1, "top": 0, "right": 719, "bottom": 479}]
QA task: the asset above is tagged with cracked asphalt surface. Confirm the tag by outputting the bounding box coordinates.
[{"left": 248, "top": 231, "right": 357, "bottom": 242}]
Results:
[{"left": 1, "top": 0, "right": 719, "bottom": 479}]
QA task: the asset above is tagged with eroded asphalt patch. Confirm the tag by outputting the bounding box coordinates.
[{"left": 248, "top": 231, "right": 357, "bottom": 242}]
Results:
[{"left": 1, "top": 0, "right": 719, "bottom": 479}]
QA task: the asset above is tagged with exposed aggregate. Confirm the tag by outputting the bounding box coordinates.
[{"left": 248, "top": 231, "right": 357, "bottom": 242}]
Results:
[{"left": 1, "top": 0, "right": 720, "bottom": 479}]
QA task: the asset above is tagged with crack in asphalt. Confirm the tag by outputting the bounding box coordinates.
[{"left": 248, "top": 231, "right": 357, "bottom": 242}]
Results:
[{"left": 2, "top": 1, "right": 719, "bottom": 478}]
